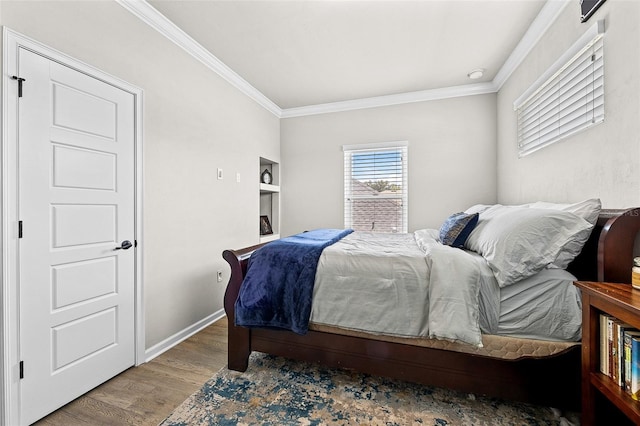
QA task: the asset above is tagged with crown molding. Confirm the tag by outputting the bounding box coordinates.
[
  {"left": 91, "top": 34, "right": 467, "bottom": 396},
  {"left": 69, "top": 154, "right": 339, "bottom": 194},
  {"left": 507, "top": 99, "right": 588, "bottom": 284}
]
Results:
[
  {"left": 115, "top": 0, "right": 283, "bottom": 117},
  {"left": 492, "top": 0, "right": 571, "bottom": 90},
  {"left": 280, "top": 82, "right": 498, "bottom": 118},
  {"left": 117, "top": 0, "right": 568, "bottom": 119}
]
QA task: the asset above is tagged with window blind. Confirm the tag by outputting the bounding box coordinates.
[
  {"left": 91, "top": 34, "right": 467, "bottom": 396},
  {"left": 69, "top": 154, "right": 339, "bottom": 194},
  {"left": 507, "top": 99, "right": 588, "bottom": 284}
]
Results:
[
  {"left": 343, "top": 142, "right": 408, "bottom": 233},
  {"left": 515, "top": 22, "right": 604, "bottom": 157}
]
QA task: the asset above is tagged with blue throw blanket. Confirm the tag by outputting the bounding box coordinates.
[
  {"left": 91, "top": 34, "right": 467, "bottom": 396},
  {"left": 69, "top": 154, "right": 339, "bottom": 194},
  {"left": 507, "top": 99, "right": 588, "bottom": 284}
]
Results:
[{"left": 235, "top": 228, "right": 353, "bottom": 334}]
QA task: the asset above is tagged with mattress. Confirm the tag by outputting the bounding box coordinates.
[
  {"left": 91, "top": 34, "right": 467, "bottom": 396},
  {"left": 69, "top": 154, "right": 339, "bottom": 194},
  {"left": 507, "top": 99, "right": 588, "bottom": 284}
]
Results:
[{"left": 309, "top": 322, "right": 579, "bottom": 360}]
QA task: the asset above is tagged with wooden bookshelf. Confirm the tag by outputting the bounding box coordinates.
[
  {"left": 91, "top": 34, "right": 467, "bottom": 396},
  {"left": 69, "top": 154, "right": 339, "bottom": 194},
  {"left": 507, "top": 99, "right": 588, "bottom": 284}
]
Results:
[{"left": 575, "top": 281, "right": 640, "bottom": 425}]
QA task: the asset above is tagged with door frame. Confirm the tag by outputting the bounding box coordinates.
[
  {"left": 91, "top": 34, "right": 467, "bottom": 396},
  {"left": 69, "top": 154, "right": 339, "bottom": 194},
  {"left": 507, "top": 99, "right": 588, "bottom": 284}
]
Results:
[{"left": 1, "top": 27, "right": 145, "bottom": 426}]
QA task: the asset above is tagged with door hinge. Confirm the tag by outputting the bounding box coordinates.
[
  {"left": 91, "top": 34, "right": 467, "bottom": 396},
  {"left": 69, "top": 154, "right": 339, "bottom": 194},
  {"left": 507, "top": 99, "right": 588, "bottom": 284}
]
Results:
[
  {"left": 11, "top": 76, "right": 26, "bottom": 98},
  {"left": 19, "top": 361, "right": 24, "bottom": 379},
  {"left": 18, "top": 221, "right": 23, "bottom": 239}
]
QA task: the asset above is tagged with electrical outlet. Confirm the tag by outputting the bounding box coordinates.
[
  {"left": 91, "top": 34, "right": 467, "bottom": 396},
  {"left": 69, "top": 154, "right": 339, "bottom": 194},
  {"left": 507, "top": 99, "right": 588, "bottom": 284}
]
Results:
[{"left": 217, "top": 270, "right": 223, "bottom": 282}]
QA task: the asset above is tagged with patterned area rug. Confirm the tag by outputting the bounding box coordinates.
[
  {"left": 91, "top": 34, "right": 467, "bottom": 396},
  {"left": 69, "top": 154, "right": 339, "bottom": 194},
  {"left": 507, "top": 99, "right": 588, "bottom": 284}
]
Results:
[{"left": 160, "top": 353, "right": 578, "bottom": 425}]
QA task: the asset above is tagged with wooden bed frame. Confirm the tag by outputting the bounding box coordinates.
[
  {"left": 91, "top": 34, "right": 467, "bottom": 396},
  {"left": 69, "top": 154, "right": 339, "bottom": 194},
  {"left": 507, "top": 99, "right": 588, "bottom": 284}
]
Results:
[{"left": 223, "top": 208, "right": 640, "bottom": 410}]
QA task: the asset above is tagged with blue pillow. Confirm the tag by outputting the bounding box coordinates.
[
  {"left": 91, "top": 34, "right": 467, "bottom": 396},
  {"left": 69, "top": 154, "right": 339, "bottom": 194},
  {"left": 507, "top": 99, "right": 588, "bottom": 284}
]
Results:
[{"left": 439, "top": 212, "right": 479, "bottom": 248}]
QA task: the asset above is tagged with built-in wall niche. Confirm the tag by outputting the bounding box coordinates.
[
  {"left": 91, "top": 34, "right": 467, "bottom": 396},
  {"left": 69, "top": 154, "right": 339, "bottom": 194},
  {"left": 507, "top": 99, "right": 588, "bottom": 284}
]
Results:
[{"left": 259, "top": 157, "right": 279, "bottom": 243}]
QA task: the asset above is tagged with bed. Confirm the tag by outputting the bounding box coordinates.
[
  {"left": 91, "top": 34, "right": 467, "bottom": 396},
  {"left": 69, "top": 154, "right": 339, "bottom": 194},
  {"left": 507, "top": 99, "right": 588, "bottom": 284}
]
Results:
[{"left": 223, "top": 203, "right": 640, "bottom": 410}]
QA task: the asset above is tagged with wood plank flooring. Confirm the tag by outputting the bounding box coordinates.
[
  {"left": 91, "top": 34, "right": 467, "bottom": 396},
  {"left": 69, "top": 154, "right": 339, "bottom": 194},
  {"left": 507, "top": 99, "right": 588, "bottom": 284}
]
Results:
[{"left": 35, "top": 317, "right": 229, "bottom": 426}]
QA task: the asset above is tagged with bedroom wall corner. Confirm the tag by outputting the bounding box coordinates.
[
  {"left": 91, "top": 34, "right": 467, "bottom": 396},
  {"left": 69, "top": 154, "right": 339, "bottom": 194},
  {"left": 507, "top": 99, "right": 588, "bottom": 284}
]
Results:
[
  {"left": 496, "top": 0, "right": 640, "bottom": 208},
  {"left": 280, "top": 94, "right": 498, "bottom": 236}
]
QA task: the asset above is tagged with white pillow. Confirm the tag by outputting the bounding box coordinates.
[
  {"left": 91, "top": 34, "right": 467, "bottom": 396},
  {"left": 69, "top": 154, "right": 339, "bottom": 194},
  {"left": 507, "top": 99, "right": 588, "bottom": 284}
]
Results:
[
  {"left": 464, "top": 205, "right": 592, "bottom": 287},
  {"left": 464, "top": 204, "right": 494, "bottom": 215},
  {"left": 464, "top": 202, "right": 530, "bottom": 215},
  {"left": 528, "top": 199, "right": 601, "bottom": 268},
  {"left": 528, "top": 199, "right": 601, "bottom": 224}
]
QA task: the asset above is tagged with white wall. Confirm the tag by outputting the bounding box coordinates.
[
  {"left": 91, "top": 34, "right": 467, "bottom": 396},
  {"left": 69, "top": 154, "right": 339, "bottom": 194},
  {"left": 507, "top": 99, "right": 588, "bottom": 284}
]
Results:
[
  {"left": 280, "top": 94, "right": 497, "bottom": 236},
  {"left": 496, "top": 0, "right": 640, "bottom": 208},
  {"left": 0, "top": 1, "right": 280, "bottom": 349}
]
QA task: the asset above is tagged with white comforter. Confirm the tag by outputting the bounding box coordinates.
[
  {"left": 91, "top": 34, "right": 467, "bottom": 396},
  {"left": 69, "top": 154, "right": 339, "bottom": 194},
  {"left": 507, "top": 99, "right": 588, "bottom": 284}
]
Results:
[{"left": 309, "top": 229, "right": 499, "bottom": 347}]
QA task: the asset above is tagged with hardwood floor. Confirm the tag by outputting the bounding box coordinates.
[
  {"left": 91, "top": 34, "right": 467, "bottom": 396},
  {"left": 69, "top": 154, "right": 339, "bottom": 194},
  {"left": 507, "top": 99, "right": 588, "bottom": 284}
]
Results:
[{"left": 35, "top": 317, "right": 229, "bottom": 426}]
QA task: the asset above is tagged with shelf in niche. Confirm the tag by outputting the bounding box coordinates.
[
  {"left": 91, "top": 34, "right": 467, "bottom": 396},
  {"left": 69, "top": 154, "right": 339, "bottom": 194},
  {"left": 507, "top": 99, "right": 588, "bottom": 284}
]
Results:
[
  {"left": 260, "top": 183, "right": 280, "bottom": 193},
  {"left": 260, "top": 233, "right": 280, "bottom": 243}
]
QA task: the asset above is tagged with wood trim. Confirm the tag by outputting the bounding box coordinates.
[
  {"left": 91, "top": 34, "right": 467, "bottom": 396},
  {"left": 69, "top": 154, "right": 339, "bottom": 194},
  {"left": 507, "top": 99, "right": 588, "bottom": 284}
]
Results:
[
  {"left": 598, "top": 208, "right": 640, "bottom": 283},
  {"left": 144, "top": 309, "right": 225, "bottom": 362}
]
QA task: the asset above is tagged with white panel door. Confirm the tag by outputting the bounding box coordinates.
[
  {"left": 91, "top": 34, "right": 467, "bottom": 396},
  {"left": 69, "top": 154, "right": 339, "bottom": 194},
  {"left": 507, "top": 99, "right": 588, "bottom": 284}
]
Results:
[{"left": 18, "top": 48, "right": 136, "bottom": 425}]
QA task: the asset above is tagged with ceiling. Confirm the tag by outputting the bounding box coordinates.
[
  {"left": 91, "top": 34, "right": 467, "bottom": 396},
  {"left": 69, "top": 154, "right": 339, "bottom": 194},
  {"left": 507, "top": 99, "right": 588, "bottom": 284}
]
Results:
[{"left": 147, "top": 0, "right": 548, "bottom": 110}]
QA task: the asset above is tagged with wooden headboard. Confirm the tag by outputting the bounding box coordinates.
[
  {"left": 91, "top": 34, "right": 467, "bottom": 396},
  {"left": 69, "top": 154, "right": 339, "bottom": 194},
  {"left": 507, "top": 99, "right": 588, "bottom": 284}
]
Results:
[{"left": 568, "top": 207, "right": 640, "bottom": 283}]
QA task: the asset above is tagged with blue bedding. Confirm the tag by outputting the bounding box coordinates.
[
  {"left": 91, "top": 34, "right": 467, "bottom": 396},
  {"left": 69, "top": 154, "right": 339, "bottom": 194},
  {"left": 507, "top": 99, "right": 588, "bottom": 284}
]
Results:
[{"left": 235, "top": 228, "right": 353, "bottom": 334}]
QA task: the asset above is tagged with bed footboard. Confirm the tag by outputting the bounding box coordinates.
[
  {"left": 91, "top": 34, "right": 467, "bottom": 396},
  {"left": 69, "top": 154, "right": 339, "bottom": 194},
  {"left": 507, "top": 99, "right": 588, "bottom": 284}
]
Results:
[{"left": 223, "top": 243, "right": 266, "bottom": 371}]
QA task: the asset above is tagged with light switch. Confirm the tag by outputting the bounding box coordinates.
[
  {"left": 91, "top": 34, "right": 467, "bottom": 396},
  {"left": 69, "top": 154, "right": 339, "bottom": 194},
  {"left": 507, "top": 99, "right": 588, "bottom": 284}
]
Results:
[
  {"left": 217, "top": 168, "right": 223, "bottom": 180},
  {"left": 236, "top": 172, "right": 241, "bottom": 183}
]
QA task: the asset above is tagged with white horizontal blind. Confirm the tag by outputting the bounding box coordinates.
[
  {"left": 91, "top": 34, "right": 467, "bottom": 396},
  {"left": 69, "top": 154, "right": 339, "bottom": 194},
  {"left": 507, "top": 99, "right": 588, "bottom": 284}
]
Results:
[
  {"left": 343, "top": 143, "right": 408, "bottom": 233},
  {"left": 516, "top": 32, "right": 604, "bottom": 157}
]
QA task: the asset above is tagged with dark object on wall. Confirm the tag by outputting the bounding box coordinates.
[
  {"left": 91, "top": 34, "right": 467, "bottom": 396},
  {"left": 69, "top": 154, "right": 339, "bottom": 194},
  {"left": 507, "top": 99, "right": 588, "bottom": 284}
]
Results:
[
  {"left": 580, "top": 0, "right": 606, "bottom": 22},
  {"left": 260, "top": 215, "right": 273, "bottom": 235}
]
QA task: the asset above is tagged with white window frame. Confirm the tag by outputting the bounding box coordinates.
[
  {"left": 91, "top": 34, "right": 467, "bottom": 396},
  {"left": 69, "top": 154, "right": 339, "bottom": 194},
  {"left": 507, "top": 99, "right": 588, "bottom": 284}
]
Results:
[
  {"left": 343, "top": 141, "right": 408, "bottom": 233},
  {"left": 514, "top": 20, "right": 605, "bottom": 157}
]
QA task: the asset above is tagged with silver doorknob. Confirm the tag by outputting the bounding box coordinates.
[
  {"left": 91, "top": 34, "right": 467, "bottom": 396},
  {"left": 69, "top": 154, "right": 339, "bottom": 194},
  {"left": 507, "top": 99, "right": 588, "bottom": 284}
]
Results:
[{"left": 115, "top": 240, "right": 133, "bottom": 250}]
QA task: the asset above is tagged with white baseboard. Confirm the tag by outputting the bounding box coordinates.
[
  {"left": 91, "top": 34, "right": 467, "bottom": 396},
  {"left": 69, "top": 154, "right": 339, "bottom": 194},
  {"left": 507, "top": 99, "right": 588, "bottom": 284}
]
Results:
[{"left": 144, "top": 309, "right": 226, "bottom": 362}]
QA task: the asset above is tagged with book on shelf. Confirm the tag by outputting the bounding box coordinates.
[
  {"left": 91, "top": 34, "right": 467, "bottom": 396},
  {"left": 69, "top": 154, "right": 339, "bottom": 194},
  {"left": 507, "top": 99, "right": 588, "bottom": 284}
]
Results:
[
  {"left": 624, "top": 330, "right": 640, "bottom": 393},
  {"left": 612, "top": 320, "right": 621, "bottom": 384},
  {"left": 616, "top": 322, "right": 634, "bottom": 388},
  {"left": 608, "top": 319, "right": 631, "bottom": 386},
  {"left": 599, "top": 313, "right": 640, "bottom": 397},
  {"left": 601, "top": 314, "right": 611, "bottom": 376},
  {"left": 632, "top": 335, "right": 640, "bottom": 400}
]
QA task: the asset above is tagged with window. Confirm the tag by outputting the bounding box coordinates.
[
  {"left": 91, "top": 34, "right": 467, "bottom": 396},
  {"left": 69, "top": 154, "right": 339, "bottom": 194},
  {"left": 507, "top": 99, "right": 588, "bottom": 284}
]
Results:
[
  {"left": 514, "top": 21, "right": 604, "bottom": 157},
  {"left": 343, "top": 142, "right": 408, "bottom": 233}
]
